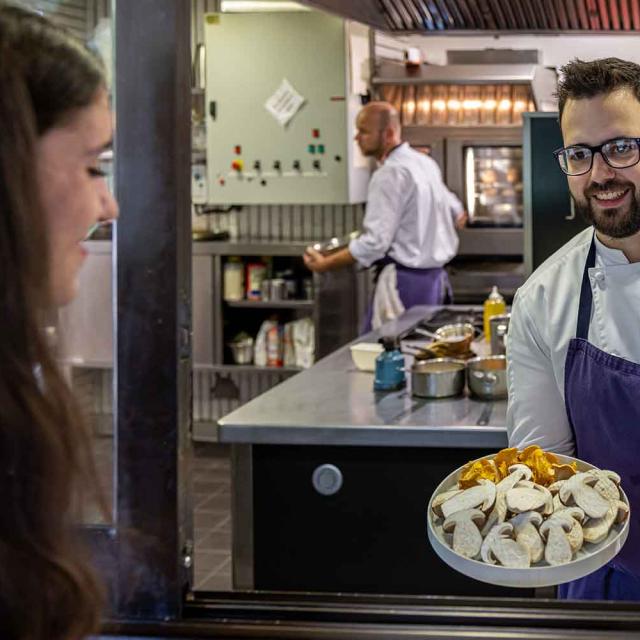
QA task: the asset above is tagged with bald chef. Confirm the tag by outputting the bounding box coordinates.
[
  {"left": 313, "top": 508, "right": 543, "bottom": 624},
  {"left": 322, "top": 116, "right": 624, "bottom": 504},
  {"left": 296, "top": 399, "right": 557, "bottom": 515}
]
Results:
[{"left": 303, "top": 101, "right": 465, "bottom": 332}]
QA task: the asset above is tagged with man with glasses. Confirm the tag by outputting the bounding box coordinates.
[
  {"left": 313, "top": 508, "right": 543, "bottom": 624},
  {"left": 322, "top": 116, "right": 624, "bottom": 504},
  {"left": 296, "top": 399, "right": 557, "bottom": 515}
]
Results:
[{"left": 507, "top": 58, "right": 640, "bottom": 600}]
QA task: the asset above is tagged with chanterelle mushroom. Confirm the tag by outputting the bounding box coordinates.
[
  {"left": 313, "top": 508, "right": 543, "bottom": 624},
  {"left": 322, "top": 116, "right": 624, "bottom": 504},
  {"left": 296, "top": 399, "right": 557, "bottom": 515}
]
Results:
[
  {"left": 510, "top": 511, "right": 544, "bottom": 564},
  {"left": 443, "top": 508, "right": 486, "bottom": 559},
  {"left": 559, "top": 472, "right": 610, "bottom": 519},
  {"left": 540, "top": 514, "right": 575, "bottom": 565},
  {"left": 582, "top": 500, "right": 629, "bottom": 545},
  {"left": 441, "top": 479, "right": 496, "bottom": 519},
  {"left": 481, "top": 522, "right": 530, "bottom": 568}
]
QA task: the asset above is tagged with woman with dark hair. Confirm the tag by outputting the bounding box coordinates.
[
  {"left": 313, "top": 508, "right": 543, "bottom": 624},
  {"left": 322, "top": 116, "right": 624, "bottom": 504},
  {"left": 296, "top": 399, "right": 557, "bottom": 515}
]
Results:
[{"left": 0, "top": 4, "right": 118, "bottom": 638}]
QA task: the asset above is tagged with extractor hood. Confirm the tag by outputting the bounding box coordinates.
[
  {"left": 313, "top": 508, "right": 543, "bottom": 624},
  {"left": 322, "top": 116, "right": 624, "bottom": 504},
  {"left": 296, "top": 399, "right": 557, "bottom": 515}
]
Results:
[
  {"left": 374, "top": 56, "right": 558, "bottom": 125},
  {"left": 300, "top": 0, "right": 640, "bottom": 33}
]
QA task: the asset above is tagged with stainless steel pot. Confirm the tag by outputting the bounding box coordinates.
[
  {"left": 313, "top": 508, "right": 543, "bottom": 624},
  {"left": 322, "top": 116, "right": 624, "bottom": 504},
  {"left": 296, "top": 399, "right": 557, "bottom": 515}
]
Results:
[
  {"left": 467, "top": 355, "right": 507, "bottom": 400},
  {"left": 411, "top": 358, "right": 466, "bottom": 399},
  {"left": 229, "top": 337, "right": 254, "bottom": 364}
]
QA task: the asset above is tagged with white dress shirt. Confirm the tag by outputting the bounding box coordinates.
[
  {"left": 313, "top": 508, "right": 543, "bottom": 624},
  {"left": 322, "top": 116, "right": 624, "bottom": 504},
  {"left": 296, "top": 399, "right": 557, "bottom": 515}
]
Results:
[
  {"left": 349, "top": 143, "right": 462, "bottom": 269},
  {"left": 506, "top": 226, "right": 640, "bottom": 455}
]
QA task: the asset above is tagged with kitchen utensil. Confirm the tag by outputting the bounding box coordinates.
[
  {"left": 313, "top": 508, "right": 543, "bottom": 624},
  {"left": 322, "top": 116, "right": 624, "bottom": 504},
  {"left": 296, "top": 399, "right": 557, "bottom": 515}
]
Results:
[
  {"left": 311, "top": 230, "right": 361, "bottom": 256},
  {"left": 476, "top": 402, "right": 493, "bottom": 426},
  {"left": 350, "top": 342, "right": 384, "bottom": 371},
  {"left": 411, "top": 358, "right": 466, "bottom": 398},
  {"left": 466, "top": 355, "right": 507, "bottom": 400},
  {"left": 413, "top": 327, "right": 441, "bottom": 341},
  {"left": 489, "top": 313, "right": 510, "bottom": 356},
  {"left": 373, "top": 337, "right": 406, "bottom": 391},
  {"left": 228, "top": 336, "right": 254, "bottom": 364},
  {"left": 427, "top": 453, "right": 630, "bottom": 588}
]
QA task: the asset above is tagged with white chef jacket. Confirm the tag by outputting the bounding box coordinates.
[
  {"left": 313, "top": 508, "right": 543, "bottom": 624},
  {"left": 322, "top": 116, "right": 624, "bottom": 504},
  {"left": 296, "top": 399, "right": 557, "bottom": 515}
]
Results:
[
  {"left": 349, "top": 143, "right": 462, "bottom": 269},
  {"left": 507, "top": 225, "right": 640, "bottom": 456}
]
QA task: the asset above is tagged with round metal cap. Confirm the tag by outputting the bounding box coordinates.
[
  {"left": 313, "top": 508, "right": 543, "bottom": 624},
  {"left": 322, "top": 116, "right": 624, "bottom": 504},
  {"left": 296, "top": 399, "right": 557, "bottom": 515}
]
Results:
[{"left": 312, "top": 464, "right": 343, "bottom": 496}]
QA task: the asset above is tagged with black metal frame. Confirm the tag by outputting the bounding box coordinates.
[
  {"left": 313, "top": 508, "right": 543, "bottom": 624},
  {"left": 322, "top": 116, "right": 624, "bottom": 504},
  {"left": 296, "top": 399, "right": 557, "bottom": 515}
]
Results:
[{"left": 82, "top": 0, "right": 193, "bottom": 621}]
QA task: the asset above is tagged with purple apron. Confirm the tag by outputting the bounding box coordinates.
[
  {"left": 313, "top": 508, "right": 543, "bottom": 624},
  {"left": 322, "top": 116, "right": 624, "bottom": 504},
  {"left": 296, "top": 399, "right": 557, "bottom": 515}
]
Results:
[
  {"left": 558, "top": 233, "right": 640, "bottom": 601},
  {"left": 362, "top": 258, "right": 451, "bottom": 333}
]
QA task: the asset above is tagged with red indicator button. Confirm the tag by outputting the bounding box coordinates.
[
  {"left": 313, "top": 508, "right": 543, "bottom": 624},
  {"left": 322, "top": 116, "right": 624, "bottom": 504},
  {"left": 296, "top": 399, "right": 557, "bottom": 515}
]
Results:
[
  {"left": 231, "top": 159, "right": 244, "bottom": 171},
  {"left": 234, "top": 145, "right": 242, "bottom": 155},
  {"left": 312, "top": 128, "right": 320, "bottom": 138}
]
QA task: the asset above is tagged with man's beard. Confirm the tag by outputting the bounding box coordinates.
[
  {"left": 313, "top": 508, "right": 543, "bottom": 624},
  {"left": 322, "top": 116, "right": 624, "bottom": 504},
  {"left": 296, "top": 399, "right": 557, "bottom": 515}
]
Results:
[{"left": 572, "top": 180, "right": 640, "bottom": 239}]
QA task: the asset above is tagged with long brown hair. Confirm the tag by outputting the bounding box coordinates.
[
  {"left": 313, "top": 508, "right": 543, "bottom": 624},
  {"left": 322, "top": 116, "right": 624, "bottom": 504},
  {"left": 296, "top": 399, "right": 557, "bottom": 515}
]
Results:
[{"left": 0, "top": 5, "right": 108, "bottom": 639}]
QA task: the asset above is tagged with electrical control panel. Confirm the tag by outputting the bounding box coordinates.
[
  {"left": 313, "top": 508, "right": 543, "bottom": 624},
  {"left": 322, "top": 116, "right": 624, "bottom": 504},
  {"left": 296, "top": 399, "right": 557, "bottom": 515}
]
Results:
[{"left": 204, "top": 11, "right": 370, "bottom": 204}]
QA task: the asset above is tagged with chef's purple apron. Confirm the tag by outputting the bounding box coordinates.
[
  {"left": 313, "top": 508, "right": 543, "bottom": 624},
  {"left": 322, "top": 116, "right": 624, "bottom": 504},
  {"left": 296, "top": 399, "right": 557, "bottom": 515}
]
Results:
[
  {"left": 362, "top": 257, "right": 452, "bottom": 333},
  {"left": 558, "top": 233, "right": 640, "bottom": 601}
]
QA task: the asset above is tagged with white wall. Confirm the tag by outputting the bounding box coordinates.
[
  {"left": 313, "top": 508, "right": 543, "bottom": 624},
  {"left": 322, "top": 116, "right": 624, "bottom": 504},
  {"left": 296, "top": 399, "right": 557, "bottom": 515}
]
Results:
[{"left": 403, "top": 33, "right": 640, "bottom": 70}]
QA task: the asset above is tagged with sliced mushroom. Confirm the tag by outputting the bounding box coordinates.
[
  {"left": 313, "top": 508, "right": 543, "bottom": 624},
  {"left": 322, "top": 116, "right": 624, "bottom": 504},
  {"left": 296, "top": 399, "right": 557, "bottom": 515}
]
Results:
[
  {"left": 549, "top": 507, "right": 585, "bottom": 553},
  {"left": 559, "top": 472, "right": 610, "bottom": 519},
  {"left": 443, "top": 509, "right": 486, "bottom": 559},
  {"left": 441, "top": 479, "right": 496, "bottom": 519},
  {"left": 586, "top": 470, "right": 621, "bottom": 502},
  {"left": 510, "top": 511, "right": 544, "bottom": 564},
  {"left": 496, "top": 464, "right": 533, "bottom": 493},
  {"left": 481, "top": 491, "right": 507, "bottom": 537},
  {"left": 506, "top": 482, "right": 552, "bottom": 514},
  {"left": 432, "top": 488, "right": 464, "bottom": 518},
  {"left": 583, "top": 500, "right": 629, "bottom": 545},
  {"left": 540, "top": 514, "right": 574, "bottom": 565},
  {"left": 481, "top": 522, "right": 530, "bottom": 568},
  {"left": 548, "top": 480, "right": 566, "bottom": 495},
  {"left": 552, "top": 493, "right": 563, "bottom": 512}
]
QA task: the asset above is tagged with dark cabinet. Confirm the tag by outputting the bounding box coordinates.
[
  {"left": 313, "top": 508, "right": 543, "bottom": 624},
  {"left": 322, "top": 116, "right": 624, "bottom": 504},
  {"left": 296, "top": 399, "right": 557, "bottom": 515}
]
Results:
[{"left": 252, "top": 444, "right": 533, "bottom": 597}]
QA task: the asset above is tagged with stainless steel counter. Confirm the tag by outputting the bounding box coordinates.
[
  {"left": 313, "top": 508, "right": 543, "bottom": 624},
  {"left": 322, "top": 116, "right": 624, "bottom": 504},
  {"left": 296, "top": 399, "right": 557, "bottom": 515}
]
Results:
[{"left": 218, "top": 306, "right": 508, "bottom": 448}]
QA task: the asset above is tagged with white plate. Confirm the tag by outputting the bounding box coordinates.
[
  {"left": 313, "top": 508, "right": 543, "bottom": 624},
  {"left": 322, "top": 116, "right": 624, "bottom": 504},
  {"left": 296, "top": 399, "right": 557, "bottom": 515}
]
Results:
[{"left": 427, "top": 454, "right": 630, "bottom": 588}]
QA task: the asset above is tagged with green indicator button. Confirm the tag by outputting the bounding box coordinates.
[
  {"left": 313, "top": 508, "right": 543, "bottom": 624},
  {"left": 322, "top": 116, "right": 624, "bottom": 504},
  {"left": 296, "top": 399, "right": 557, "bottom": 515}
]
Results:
[
  {"left": 308, "top": 144, "right": 316, "bottom": 154},
  {"left": 317, "top": 144, "right": 325, "bottom": 154}
]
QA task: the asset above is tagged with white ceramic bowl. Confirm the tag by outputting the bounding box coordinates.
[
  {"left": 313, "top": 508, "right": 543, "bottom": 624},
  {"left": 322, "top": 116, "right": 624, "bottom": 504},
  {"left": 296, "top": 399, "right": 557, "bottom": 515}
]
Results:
[
  {"left": 427, "top": 454, "right": 630, "bottom": 588},
  {"left": 349, "top": 342, "right": 383, "bottom": 372}
]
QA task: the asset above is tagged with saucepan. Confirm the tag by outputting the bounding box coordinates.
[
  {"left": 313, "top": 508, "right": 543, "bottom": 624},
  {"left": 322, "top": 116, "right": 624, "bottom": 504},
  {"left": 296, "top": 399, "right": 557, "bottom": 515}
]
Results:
[
  {"left": 411, "top": 358, "right": 466, "bottom": 399},
  {"left": 466, "top": 355, "right": 507, "bottom": 400}
]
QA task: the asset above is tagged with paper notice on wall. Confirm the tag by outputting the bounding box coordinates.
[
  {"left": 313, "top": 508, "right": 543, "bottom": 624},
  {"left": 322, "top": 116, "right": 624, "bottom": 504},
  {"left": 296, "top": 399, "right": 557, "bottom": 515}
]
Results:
[{"left": 264, "top": 78, "right": 305, "bottom": 127}]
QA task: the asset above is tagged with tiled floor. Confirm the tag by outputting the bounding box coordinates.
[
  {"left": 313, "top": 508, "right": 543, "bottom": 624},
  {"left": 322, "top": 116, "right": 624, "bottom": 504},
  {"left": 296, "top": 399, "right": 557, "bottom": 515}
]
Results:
[
  {"left": 89, "top": 435, "right": 233, "bottom": 592},
  {"left": 192, "top": 443, "right": 232, "bottom": 591}
]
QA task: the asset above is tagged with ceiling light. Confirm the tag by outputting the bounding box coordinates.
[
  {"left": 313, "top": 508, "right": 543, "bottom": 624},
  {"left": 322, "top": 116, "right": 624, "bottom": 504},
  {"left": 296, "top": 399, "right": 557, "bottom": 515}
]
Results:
[{"left": 221, "top": 1, "right": 310, "bottom": 11}]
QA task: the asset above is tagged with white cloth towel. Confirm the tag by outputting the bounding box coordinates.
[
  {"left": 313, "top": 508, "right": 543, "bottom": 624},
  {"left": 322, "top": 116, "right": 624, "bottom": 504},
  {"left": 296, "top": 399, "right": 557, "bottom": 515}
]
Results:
[{"left": 371, "top": 264, "right": 405, "bottom": 330}]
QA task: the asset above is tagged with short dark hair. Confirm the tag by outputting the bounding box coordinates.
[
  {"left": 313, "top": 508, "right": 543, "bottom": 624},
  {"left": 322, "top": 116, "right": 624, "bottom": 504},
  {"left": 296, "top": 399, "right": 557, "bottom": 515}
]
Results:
[{"left": 557, "top": 57, "right": 640, "bottom": 122}]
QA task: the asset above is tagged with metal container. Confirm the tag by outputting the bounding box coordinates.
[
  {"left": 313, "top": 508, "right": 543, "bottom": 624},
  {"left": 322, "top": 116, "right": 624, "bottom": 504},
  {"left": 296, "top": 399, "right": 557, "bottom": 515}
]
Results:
[
  {"left": 467, "top": 355, "right": 507, "bottom": 400},
  {"left": 228, "top": 336, "right": 254, "bottom": 364},
  {"left": 312, "top": 230, "right": 361, "bottom": 255},
  {"left": 489, "top": 313, "right": 510, "bottom": 356},
  {"left": 411, "top": 358, "right": 466, "bottom": 399}
]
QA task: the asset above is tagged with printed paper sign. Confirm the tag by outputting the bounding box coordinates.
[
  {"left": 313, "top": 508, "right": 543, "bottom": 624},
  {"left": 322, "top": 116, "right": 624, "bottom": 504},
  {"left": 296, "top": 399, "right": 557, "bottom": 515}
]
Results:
[{"left": 264, "top": 78, "right": 305, "bottom": 127}]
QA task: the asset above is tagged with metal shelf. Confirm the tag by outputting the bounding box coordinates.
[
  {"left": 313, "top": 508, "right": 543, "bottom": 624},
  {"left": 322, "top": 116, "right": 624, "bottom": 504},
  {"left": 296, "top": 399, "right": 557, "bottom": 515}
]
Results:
[{"left": 225, "top": 299, "right": 314, "bottom": 310}]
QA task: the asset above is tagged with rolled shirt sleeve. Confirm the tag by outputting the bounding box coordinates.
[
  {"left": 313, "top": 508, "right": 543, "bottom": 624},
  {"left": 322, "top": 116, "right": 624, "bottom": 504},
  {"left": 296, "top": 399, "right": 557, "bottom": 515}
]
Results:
[
  {"left": 349, "top": 165, "right": 411, "bottom": 268},
  {"left": 506, "top": 289, "right": 576, "bottom": 456}
]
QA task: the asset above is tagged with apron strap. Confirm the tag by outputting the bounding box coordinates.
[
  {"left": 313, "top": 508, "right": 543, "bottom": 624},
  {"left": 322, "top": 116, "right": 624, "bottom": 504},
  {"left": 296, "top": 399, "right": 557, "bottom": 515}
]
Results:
[{"left": 575, "top": 232, "right": 597, "bottom": 340}]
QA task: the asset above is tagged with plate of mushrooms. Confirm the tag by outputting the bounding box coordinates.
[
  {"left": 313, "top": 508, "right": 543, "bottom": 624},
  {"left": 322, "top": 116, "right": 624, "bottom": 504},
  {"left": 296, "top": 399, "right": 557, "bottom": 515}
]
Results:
[{"left": 427, "top": 446, "right": 630, "bottom": 588}]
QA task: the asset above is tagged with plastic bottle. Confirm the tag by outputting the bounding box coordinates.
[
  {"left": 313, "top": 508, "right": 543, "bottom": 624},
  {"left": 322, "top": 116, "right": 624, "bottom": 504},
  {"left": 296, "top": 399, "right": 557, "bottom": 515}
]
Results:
[{"left": 483, "top": 285, "right": 506, "bottom": 342}]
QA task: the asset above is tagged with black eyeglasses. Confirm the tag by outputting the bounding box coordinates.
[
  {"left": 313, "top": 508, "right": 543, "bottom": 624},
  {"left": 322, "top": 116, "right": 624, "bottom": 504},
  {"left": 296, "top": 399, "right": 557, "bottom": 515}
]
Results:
[{"left": 553, "top": 137, "right": 640, "bottom": 176}]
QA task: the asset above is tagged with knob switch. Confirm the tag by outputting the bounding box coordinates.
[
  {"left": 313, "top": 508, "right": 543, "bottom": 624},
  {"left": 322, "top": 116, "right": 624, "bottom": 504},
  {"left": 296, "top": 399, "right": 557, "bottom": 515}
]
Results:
[{"left": 312, "top": 464, "right": 343, "bottom": 496}]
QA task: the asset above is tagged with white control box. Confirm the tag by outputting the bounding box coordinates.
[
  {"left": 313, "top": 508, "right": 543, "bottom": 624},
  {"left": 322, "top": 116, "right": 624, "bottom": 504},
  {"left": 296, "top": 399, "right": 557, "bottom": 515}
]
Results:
[{"left": 204, "top": 11, "right": 370, "bottom": 205}]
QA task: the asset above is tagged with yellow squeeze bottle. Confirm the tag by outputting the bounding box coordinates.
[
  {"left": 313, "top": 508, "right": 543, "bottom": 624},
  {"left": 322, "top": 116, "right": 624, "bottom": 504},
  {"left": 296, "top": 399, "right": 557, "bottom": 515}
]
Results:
[{"left": 483, "top": 285, "right": 506, "bottom": 342}]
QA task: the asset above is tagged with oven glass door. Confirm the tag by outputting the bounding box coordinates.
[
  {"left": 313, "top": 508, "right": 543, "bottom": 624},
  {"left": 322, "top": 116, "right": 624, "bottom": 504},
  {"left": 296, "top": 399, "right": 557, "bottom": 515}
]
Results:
[{"left": 464, "top": 145, "right": 523, "bottom": 227}]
